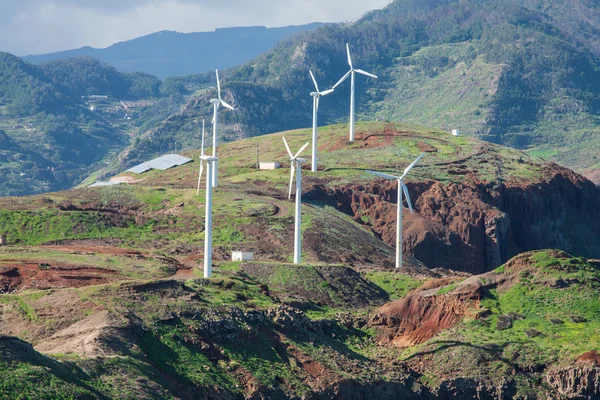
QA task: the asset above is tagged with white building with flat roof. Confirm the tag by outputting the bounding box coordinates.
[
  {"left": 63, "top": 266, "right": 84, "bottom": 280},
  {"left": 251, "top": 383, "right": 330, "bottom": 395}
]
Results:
[
  {"left": 259, "top": 162, "right": 281, "bottom": 170},
  {"left": 232, "top": 251, "right": 254, "bottom": 261}
]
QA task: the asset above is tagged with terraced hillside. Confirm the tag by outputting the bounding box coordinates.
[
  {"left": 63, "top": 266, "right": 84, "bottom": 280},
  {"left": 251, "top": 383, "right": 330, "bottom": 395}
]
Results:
[{"left": 1, "top": 122, "right": 599, "bottom": 398}]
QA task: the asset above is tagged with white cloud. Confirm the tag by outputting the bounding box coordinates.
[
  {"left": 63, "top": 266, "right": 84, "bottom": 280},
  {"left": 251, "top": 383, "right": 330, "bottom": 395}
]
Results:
[{"left": 0, "top": 0, "right": 391, "bottom": 55}]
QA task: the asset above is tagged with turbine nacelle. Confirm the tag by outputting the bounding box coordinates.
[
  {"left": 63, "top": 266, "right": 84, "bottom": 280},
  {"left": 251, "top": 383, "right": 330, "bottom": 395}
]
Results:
[{"left": 309, "top": 70, "right": 334, "bottom": 98}]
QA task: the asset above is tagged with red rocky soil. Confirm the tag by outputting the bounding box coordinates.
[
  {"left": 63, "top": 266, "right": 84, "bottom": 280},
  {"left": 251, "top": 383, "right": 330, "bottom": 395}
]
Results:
[
  {"left": 0, "top": 261, "right": 125, "bottom": 293},
  {"left": 369, "top": 275, "right": 493, "bottom": 346},
  {"left": 306, "top": 162, "right": 600, "bottom": 274}
]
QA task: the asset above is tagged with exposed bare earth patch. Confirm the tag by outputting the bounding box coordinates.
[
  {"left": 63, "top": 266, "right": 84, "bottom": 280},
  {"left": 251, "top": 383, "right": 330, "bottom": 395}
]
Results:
[{"left": 0, "top": 261, "right": 124, "bottom": 293}]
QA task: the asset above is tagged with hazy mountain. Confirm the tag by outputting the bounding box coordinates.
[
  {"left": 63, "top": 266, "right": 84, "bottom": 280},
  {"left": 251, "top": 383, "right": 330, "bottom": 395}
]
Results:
[{"left": 23, "top": 24, "right": 324, "bottom": 79}]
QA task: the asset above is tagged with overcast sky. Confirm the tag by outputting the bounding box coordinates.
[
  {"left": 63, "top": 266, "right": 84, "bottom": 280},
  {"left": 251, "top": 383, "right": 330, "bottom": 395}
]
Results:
[{"left": 0, "top": 0, "right": 392, "bottom": 56}]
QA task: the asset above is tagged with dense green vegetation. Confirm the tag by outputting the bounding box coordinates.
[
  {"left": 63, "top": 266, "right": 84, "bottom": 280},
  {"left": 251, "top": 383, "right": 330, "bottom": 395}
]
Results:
[
  {"left": 6, "top": 0, "right": 600, "bottom": 197},
  {"left": 0, "top": 53, "right": 195, "bottom": 196}
]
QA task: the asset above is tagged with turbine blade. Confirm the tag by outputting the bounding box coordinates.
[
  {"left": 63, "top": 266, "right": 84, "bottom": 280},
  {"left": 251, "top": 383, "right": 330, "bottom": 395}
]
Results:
[
  {"left": 283, "top": 137, "right": 294, "bottom": 159},
  {"left": 320, "top": 88, "right": 334, "bottom": 96},
  {"left": 216, "top": 69, "right": 221, "bottom": 101},
  {"left": 401, "top": 152, "right": 426, "bottom": 179},
  {"left": 346, "top": 43, "right": 353, "bottom": 68},
  {"left": 333, "top": 70, "right": 352, "bottom": 89},
  {"left": 309, "top": 70, "right": 319, "bottom": 92},
  {"left": 220, "top": 100, "right": 235, "bottom": 111},
  {"left": 354, "top": 69, "right": 378, "bottom": 79},
  {"left": 316, "top": 96, "right": 320, "bottom": 112},
  {"left": 197, "top": 160, "right": 203, "bottom": 196},
  {"left": 201, "top": 120, "right": 205, "bottom": 157},
  {"left": 294, "top": 142, "right": 310, "bottom": 159},
  {"left": 289, "top": 163, "right": 295, "bottom": 200},
  {"left": 366, "top": 170, "right": 400, "bottom": 181},
  {"left": 401, "top": 182, "right": 414, "bottom": 213}
]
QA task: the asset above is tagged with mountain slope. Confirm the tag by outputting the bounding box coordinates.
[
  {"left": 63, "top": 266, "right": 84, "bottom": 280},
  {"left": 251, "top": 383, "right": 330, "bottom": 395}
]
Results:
[
  {"left": 0, "top": 53, "right": 187, "bottom": 196},
  {"left": 24, "top": 24, "right": 324, "bottom": 79},
  {"left": 118, "top": 0, "right": 600, "bottom": 182}
]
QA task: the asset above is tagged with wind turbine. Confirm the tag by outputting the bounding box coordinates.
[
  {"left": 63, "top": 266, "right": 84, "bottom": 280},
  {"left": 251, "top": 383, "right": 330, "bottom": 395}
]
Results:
[
  {"left": 283, "top": 137, "right": 309, "bottom": 264},
  {"left": 332, "top": 44, "right": 378, "bottom": 143},
  {"left": 366, "top": 153, "right": 425, "bottom": 269},
  {"left": 210, "top": 69, "right": 235, "bottom": 188},
  {"left": 196, "top": 119, "right": 206, "bottom": 196},
  {"left": 309, "top": 70, "right": 334, "bottom": 172}
]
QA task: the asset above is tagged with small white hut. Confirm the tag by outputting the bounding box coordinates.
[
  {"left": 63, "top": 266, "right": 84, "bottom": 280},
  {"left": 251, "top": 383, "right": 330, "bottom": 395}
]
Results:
[
  {"left": 259, "top": 162, "right": 281, "bottom": 170},
  {"left": 232, "top": 251, "right": 254, "bottom": 261}
]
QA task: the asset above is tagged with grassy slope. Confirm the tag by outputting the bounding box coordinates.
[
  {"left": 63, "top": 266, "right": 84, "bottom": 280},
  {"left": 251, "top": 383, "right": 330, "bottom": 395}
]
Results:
[
  {"left": 0, "top": 122, "right": 550, "bottom": 259},
  {"left": 397, "top": 250, "right": 600, "bottom": 395}
]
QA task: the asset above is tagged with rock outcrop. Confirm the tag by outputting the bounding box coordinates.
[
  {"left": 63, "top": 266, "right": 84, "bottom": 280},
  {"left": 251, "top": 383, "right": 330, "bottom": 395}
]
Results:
[{"left": 306, "top": 164, "right": 600, "bottom": 274}]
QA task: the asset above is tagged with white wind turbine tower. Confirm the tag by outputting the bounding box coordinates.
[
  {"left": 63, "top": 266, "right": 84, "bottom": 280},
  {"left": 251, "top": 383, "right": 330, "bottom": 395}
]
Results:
[
  {"left": 195, "top": 120, "right": 216, "bottom": 278},
  {"left": 309, "top": 70, "right": 334, "bottom": 172},
  {"left": 332, "top": 44, "right": 378, "bottom": 142},
  {"left": 196, "top": 119, "right": 206, "bottom": 196},
  {"left": 201, "top": 155, "right": 217, "bottom": 278},
  {"left": 366, "top": 153, "right": 425, "bottom": 269},
  {"left": 210, "top": 69, "right": 235, "bottom": 188},
  {"left": 283, "top": 137, "right": 310, "bottom": 264}
]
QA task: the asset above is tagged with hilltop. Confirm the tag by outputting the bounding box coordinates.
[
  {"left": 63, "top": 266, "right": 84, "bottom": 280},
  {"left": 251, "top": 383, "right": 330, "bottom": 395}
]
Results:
[
  {"left": 119, "top": 0, "right": 600, "bottom": 183},
  {"left": 2, "top": 122, "right": 600, "bottom": 274},
  {"left": 23, "top": 24, "right": 324, "bottom": 79}
]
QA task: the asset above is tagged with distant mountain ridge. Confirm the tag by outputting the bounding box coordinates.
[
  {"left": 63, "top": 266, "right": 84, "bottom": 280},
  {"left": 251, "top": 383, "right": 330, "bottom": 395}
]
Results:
[{"left": 23, "top": 24, "right": 324, "bottom": 79}]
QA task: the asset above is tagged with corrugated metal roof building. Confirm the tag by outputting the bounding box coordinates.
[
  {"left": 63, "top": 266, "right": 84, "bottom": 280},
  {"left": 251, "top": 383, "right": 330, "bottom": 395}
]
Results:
[{"left": 126, "top": 154, "right": 192, "bottom": 174}]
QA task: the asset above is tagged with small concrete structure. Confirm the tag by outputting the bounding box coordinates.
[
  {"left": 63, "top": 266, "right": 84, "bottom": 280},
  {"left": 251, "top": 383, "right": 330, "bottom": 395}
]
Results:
[
  {"left": 0, "top": 234, "right": 6, "bottom": 246},
  {"left": 452, "top": 129, "right": 460, "bottom": 137},
  {"left": 232, "top": 251, "right": 254, "bottom": 261},
  {"left": 259, "top": 162, "right": 281, "bottom": 170}
]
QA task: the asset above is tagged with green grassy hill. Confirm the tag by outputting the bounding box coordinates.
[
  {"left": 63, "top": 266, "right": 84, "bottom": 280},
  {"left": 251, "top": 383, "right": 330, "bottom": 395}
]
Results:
[
  {"left": 2, "top": 121, "right": 600, "bottom": 272},
  {"left": 1, "top": 250, "right": 598, "bottom": 398}
]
